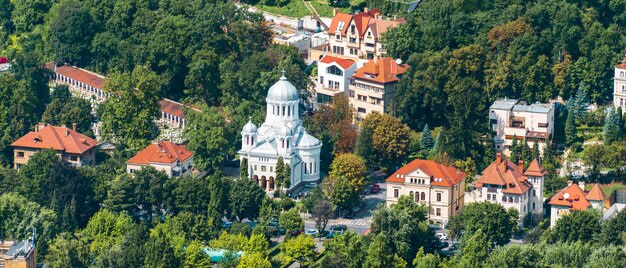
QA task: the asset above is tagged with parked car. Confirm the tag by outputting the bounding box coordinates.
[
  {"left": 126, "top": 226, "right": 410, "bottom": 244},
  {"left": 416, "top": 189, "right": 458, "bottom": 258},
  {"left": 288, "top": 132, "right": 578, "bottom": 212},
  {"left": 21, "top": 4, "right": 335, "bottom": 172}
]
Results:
[
  {"left": 243, "top": 221, "right": 257, "bottom": 228},
  {"left": 436, "top": 233, "right": 448, "bottom": 241},
  {"left": 305, "top": 229, "right": 319, "bottom": 236},
  {"left": 437, "top": 241, "right": 449, "bottom": 249},
  {"left": 370, "top": 184, "right": 381, "bottom": 193},
  {"left": 305, "top": 182, "right": 318, "bottom": 188},
  {"left": 449, "top": 243, "right": 460, "bottom": 251},
  {"left": 330, "top": 225, "right": 348, "bottom": 232},
  {"left": 326, "top": 230, "right": 345, "bottom": 238},
  {"left": 221, "top": 221, "right": 233, "bottom": 229}
]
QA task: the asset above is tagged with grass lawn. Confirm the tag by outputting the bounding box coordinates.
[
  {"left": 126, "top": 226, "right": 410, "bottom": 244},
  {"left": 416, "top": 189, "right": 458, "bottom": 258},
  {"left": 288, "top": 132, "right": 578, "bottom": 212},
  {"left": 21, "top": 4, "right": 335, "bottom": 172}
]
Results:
[{"left": 254, "top": 0, "right": 367, "bottom": 18}]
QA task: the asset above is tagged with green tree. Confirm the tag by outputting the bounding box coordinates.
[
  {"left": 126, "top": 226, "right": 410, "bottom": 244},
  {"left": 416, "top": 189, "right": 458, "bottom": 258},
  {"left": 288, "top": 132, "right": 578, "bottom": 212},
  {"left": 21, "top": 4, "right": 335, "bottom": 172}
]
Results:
[
  {"left": 532, "top": 138, "right": 540, "bottom": 161},
  {"left": 245, "top": 233, "right": 269, "bottom": 256},
  {"left": 50, "top": 1, "right": 96, "bottom": 66},
  {"left": 565, "top": 108, "right": 578, "bottom": 147},
  {"left": 329, "top": 153, "right": 367, "bottom": 192},
  {"left": 183, "top": 240, "right": 212, "bottom": 268},
  {"left": 322, "top": 231, "right": 364, "bottom": 268},
  {"left": 364, "top": 233, "right": 407, "bottom": 268},
  {"left": 355, "top": 123, "right": 375, "bottom": 167},
  {"left": 237, "top": 252, "right": 272, "bottom": 268},
  {"left": 99, "top": 66, "right": 161, "bottom": 151},
  {"left": 604, "top": 106, "right": 621, "bottom": 145},
  {"left": 430, "top": 131, "right": 442, "bottom": 158},
  {"left": 103, "top": 176, "right": 136, "bottom": 213},
  {"left": 448, "top": 202, "right": 517, "bottom": 246},
  {"left": 184, "top": 106, "right": 231, "bottom": 172},
  {"left": 279, "top": 234, "right": 316, "bottom": 266},
  {"left": 143, "top": 223, "right": 182, "bottom": 268},
  {"left": 240, "top": 158, "right": 249, "bottom": 179},
  {"left": 597, "top": 209, "right": 626, "bottom": 245},
  {"left": 360, "top": 113, "right": 410, "bottom": 171},
  {"left": 275, "top": 156, "right": 285, "bottom": 191},
  {"left": 132, "top": 167, "right": 170, "bottom": 221},
  {"left": 420, "top": 124, "right": 434, "bottom": 150},
  {"left": 324, "top": 175, "right": 360, "bottom": 214},
  {"left": 458, "top": 228, "right": 491, "bottom": 267},
  {"left": 11, "top": 0, "right": 52, "bottom": 33},
  {"left": 229, "top": 178, "right": 265, "bottom": 221},
  {"left": 41, "top": 85, "right": 94, "bottom": 135},
  {"left": 510, "top": 135, "right": 520, "bottom": 163},
  {"left": 0, "top": 75, "right": 39, "bottom": 164},
  {"left": 583, "top": 144, "right": 605, "bottom": 182},
  {"left": 546, "top": 209, "right": 601, "bottom": 244},
  {"left": 312, "top": 199, "right": 333, "bottom": 235},
  {"left": 209, "top": 231, "right": 249, "bottom": 251},
  {"left": 278, "top": 208, "right": 303, "bottom": 238},
  {"left": 412, "top": 247, "right": 440, "bottom": 268}
]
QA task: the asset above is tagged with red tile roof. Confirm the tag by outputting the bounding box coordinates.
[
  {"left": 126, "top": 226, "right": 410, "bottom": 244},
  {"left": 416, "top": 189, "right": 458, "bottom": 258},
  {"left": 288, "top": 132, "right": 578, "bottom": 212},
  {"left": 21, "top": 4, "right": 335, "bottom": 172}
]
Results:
[
  {"left": 475, "top": 158, "right": 534, "bottom": 195},
  {"left": 54, "top": 65, "right": 107, "bottom": 89},
  {"left": 319, "top": 55, "right": 355, "bottom": 69},
  {"left": 352, "top": 58, "right": 408, "bottom": 84},
  {"left": 586, "top": 184, "right": 607, "bottom": 201},
  {"left": 127, "top": 141, "right": 192, "bottom": 165},
  {"left": 523, "top": 159, "right": 546, "bottom": 177},
  {"left": 11, "top": 124, "right": 97, "bottom": 155},
  {"left": 548, "top": 183, "right": 592, "bottom": 210},
  {"left": 0, "top": 57, "right": 8, "bottom": 64},
  {"left": 366, "top": 18, "right": 403, "bottom": 39},
  {"left": 616, "top": 54, "right": 626, "bottom": 69},
  {"left": 386, "top": 159, "right": 465, "bottom": 187},
  {"left": 328, "top": 13, "right": 353, "bottom": 35},
  {"left": 159, "top": 98, "right": 202, "bottom": 119},
  {"left": 328, "top": 8, "right": 382, "bottom": 37}
]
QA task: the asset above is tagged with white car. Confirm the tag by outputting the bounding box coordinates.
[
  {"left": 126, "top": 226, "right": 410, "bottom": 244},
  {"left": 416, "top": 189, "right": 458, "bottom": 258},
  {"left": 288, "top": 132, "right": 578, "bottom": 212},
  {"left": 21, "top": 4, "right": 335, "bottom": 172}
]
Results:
[
  {"left": 436, "top": 233, "right": 448, "bottom": 241},
  {"left": 305, "top": 229, "right": 319, "bottom": 236}
]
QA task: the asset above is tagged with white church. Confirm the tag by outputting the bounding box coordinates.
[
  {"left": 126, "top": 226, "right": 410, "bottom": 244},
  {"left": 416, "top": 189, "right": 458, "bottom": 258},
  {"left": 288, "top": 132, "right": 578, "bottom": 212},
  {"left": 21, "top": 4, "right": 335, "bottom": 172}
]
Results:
[{"left": 239, "top": 72, "right": 322, "bottom": 192}]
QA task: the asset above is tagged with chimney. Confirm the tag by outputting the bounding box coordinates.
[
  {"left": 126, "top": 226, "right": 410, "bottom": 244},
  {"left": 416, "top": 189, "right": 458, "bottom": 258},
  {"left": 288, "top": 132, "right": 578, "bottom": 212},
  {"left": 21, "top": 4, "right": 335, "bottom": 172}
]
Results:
[
  {"left": 35, "top": 123, "right": 46, "bottom": 132},
  {"left": 495, "top": 152, "right": 502, "bottom": 164},
  {"left": 333, "top": 8, "right": 338, "bottom": 16},
  {"left": 578, "top": 181, "right": 585, "bottom": 190},
  {"left": 393, "top": 15, "right": 397, "bottom": 20},
  {"left": 518, "top": 160, "right": 524, "bottom": 171},
  {"left": 567, "top": 180, "right": 573, "bottom": 186},
  {"left": 364, "top": 7, "right": 369, "bottom": 13},
  {"left": 72, "top": 123, "right": 77, "bottom": 132}
]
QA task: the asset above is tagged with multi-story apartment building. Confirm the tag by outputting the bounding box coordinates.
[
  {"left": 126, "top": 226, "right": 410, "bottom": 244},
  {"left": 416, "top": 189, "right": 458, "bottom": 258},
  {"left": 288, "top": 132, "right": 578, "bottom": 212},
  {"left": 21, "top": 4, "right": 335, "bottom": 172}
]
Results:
[
  {"left": 548, "top": 182, "right": 606, "bottom": 226},
  {"left": 314, "top": 8, "right": 403, "bottom": 61},
  {"left": 613, "top": 54, "right": 626, "bottom": 109},
  {"left": 349, "top": 57, "right": 408, "bottom": 120},
  {"left": 314, "top": 55, "right": 358, "bottom": 106},
  {"left": 11, "top": 123, "right": 97, "bottom": 169},
  {"left": 126, "top": 141, "right": 193, "bottom": 178},
  {"left": 0, "top": 240, "right": 36, "bottom": 268},
  {"left": 490, "top": 99, "right": 555, "bottom": 156},
  {"left": 473, "top": 154, "right": 545, "bottom": 226},
  {"left": 386, "top": 159, "right": 466, "bottom": 226}
]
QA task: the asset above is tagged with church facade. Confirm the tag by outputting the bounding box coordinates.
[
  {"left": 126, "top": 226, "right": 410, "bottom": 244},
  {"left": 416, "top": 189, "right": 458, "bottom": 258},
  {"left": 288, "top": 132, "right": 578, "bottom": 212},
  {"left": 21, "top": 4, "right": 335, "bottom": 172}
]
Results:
[{"left": 239, "top": 73, "right": 322, "bottom": 192}]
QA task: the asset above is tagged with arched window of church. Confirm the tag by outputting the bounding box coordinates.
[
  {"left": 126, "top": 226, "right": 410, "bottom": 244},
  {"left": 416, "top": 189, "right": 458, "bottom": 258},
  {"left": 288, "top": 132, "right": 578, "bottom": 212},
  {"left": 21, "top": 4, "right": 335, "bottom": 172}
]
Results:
[
  {"left": 281, "top": 139, "right": 285, "bottom": 148},
  {"left": 420, "top": 192, "right": 425, "bottom": 201},
  {"left": 304, "top": 164, "right": 307, "bottom": 174},
  {"left": 310, "top": 162, "right": 313, "bottom": 174},
  {"left": 282, "top": 106, "right": 285, "bottom": 116},
  {"left": 287, "top": 140, "right": 290, "bottom": 148},
  {"left": 288, "top": 106, "right": 291, "bottom": 116},
  {"left": 246, "top": 136, "right": 249, "bottom": 145},
  {"left": 273, "top": 105, "right": 275, "bottom": 115},
  {"left": 251, "top": 137, "right": 254, "bottom": 145}
]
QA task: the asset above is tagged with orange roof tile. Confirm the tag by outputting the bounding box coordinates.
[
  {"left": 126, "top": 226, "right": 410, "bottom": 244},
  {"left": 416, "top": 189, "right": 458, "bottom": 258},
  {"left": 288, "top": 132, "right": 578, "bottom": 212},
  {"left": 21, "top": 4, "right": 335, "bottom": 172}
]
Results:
[
  {"left": 386, "top": 159, "right": 465, "bottom": 187},
  {"left": 475, "top": 159, "right": 533, "bottom": 194},
  {"left": 328, "top": 13, "right": 353, "bottom": 35},
  {"left": 352, "top": 58, "right": 408, "bottom": 84},
  {"left": 549, "top": 183, "right": 592, "bottom": 210},
  {"left": 616, "top": 54, "right": 626, "bottom": 69},
  {"left": 11, "top": 125, "right": 98, "bottom": 154},
  {"left": 159, "top": 98, "right": 201, "bottom": 119},
  {"left": 366, "top": 18, "right": 403, "bottom": 39},
  {"left": 586, "top": 184, "right": 607, "bottom": 201},
  {"left": 523, "top": 159, "right": 546, "bottom": 177},
  {"left": 127, "top": 141, "right": 192, "bottom": 165},
  {"left": 319, "top": 55, "right": 355, "bottom": 69},
  {"left": 54, "top": 65, "right": 106, "bottom": 89}
]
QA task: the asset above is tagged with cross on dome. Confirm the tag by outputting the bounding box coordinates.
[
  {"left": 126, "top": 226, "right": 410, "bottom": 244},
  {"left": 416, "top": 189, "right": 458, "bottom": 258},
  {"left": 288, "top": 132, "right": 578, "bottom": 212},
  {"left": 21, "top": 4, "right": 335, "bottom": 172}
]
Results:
[{"left": 280, "top": 69, "right": 287, "bottom": 80}]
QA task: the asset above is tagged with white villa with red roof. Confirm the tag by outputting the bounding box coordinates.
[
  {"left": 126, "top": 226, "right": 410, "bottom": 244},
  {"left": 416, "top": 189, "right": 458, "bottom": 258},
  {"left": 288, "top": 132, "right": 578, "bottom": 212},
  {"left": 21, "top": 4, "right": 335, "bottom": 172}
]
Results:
[
  {"left": 386, "top": 159, "right": 466, "bottom": 225},
  {"left": 126, "top": 141, "right": 193, "bottom": 178},
  {"left": 473, "top": 154, "right": 545, "bottom": 226},
  {"left": 548, "top": 182, "right": 607, "bottom": 226},
  {"left": 11, "top": 123, "right": 98, "bottom": 169},
  {"left": 314, "top": 55, "right": 359, "bottom": 106}
]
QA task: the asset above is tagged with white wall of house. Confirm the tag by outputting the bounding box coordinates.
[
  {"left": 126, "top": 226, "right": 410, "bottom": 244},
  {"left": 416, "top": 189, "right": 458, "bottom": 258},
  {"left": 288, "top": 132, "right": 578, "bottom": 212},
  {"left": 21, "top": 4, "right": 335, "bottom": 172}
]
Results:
[{"left": 613, "top": 67, "right": 626, "bottom": 109}]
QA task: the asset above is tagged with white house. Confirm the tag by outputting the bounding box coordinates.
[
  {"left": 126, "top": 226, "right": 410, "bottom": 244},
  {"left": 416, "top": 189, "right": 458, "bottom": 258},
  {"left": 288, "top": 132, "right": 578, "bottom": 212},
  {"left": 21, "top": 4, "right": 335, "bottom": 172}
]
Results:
[
  {"left": 126, "top": 141, "right": 193, "bottom": 178},
  {"left": 473, "top": 154, "right": 545, "bottom": 227},
  {"left": 314, "top": 55, "right": 358, "bottom": 106},
  {"left": 548, "top": 182, "right": 607, "bottom": 226},
  {"left": 613, "top": 54, "right": 626, "bottom": 110},
  {"left": 239, "top": 72, "right": 322, "bottom": 192},
  {"left": 490, "top": 99, "right": 555, "bottom": 156}
]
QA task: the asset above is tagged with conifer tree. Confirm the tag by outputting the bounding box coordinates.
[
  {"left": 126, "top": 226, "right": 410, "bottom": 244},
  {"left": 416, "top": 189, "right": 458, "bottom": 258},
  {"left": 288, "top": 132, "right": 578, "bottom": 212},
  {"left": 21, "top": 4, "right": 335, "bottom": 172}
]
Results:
[
  {"left": 521, "top": 140, "right": 532, "bottom": 168},
  {"left": 420, "top": 124, "right": 434, "bottom": 150},
  {"left": 574, "top": 82, "right": 590, "bottom": 120},
  {"left": 565, "top": 108, "right": 577, "bottom": 147},
  {"left": 483, "top": 131, "right": 496, "bottom": 168},
  {"left": 510, "top": 135, "right": 520, "bottom": 163},
  {"left": 240, "top": 158, "right": 249, "bottom": 179},
  {"left": 542, "top": 142, "right": 557, "bottom": 177},
  {"left": 604, "top": 107, "right": 621, "bottom": 145},
  {"left": 430, "top": 131, "right": 442, "bottom": 158},
  {"left": 532, "top": 138, "right": 540, "bottom": 161},
  {"left": 275, "top": 157, "right": 285, "bottom": 192}
]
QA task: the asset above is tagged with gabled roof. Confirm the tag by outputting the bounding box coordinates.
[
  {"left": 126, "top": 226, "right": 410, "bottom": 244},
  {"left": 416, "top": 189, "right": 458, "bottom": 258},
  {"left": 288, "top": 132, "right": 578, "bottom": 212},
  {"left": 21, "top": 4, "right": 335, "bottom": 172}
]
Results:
[
  {"left": 475, "top": 158, "right": 534, "bottom": 195},
  {"left": 328, "top": 13, "right": 353, "bottom": 35},
  {"left": 523, "top": 159, "right": 546, "bottom": 177},
  {"left": 548, "top": 183, "right": 592, "bottom": 210},
  {"left": 386, "top": 159, "right": 466, "bottom": 187},
  {"left": 366, "top": 18, "right": 403, "bottom": 39},
  {"left": 127, "top": 141, "right": 192, "bottom": 165},
  {"left": 352, "top": 58, "right": 408, "bottom": 84},
  {"left": 54, "top": 65, "right": 107, "bottom": 90},
  {"left": 319, "top": 55, "right": 356, "bottom": 69},
  {"left": 11, "top": 125, "right": 98, "bottom": 154},
  {"left": 328, "top": 8, "right": 382, "bottom": 37},
  {"left": 586, "top": 184, "right": 607, "bottom": 201}
]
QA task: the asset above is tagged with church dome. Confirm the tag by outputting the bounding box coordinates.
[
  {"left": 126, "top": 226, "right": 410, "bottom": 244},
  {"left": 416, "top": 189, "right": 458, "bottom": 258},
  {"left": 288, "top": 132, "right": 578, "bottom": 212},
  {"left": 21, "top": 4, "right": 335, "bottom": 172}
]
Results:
[
  {"left": 298, "top": 132, "right": 321, "bottom": 148},
  {"left": 267, "top": 72, "right": 299, "bottom": 101},
  {"left": 242, "top": 119, "right": 257, "bottom": 134},
  {"left": 279, "top": 125, "right": 293, "bottom": 137}
]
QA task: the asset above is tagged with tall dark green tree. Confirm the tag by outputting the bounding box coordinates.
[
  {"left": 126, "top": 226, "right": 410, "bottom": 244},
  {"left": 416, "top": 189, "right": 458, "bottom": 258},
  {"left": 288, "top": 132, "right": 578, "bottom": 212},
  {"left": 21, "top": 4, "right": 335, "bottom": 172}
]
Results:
[
  {"left": 50, "top": 1, "right": 96, "bottom": 66},
  {"left": 184, "top": 106, "right": 231, "bottom": 172},
  {"left": 420, "top": 124, "right": 434, "bottom": 150},
  {"left": 565, "top": 108, "right": 578, "bottom": 147},
  {"left": 240, "top": 158, "right": 249, "bottom": 179},
  {"left": 41, "top": 85, "right": 94, "bottom": 135},
  {"left": 448, "top": 202, "right": 518, "bottom": 246},
  {"left": 604, "top": 106, "right": 621, "bottom": 145},
  {"left": 229, "top": 178, "right": 265, "bottom": 221},
  {"left": 510, "top": 135, "right": 520, "bottom": 163}
]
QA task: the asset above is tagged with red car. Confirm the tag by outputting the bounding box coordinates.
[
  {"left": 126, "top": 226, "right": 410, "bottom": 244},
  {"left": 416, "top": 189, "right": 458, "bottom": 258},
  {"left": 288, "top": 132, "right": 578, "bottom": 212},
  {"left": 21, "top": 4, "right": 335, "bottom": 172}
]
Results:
[{"left": 370, "top": 184, "right": 381, "bottom": 194}]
